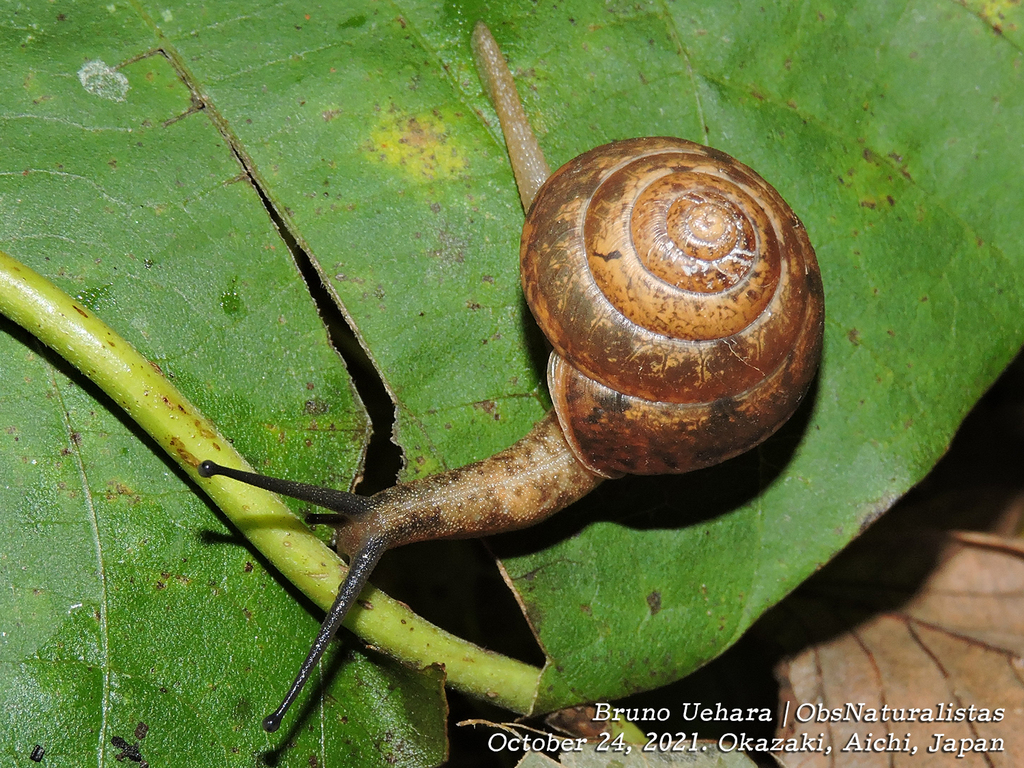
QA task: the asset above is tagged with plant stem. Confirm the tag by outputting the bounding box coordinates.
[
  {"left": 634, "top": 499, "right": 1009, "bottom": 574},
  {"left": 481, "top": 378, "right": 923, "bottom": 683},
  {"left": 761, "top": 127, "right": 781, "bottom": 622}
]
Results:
[{"left": 0, "top": 249, "right": 541, "bottom": 715}]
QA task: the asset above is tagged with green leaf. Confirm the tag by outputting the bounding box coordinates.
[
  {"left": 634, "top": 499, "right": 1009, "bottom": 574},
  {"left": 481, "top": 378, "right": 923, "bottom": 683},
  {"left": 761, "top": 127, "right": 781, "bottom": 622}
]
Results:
[
  {"left": 2, "top": 0, "right": 1024, "bottom": 766},
  {"left": 491, "top": 0, "right": 1024, "bottom": 709},
  {"left": 0, "top": 4, "right": 443, "bottom": 766}
]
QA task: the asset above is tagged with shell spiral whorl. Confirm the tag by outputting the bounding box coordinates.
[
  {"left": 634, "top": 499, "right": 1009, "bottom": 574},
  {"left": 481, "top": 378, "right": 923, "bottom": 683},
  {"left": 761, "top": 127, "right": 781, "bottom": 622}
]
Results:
[{"left": 521, "top": 137, "right": 825, "bottom": 478}]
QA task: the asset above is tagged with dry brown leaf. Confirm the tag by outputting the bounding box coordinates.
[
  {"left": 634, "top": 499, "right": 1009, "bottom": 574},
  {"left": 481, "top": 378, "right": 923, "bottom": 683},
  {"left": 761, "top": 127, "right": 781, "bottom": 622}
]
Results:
[
  {"left": 772, "top": 529, "right": 1024, "bottom": 767},
  {"left": 545, "top": 705, "right": 613, "bottom": 740}
]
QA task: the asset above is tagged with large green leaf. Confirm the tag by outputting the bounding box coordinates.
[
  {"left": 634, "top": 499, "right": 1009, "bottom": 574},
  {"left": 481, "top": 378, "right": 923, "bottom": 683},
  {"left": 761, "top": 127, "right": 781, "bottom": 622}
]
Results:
[
  {"left": 475, "top": 1, "right": 1024, "bottom": 708},
  {"left": 2, "top": 0, "right": 1023, "bottom": 766},
  {"left": 0, "top": 4, "right": 441, "bottom": 766}
]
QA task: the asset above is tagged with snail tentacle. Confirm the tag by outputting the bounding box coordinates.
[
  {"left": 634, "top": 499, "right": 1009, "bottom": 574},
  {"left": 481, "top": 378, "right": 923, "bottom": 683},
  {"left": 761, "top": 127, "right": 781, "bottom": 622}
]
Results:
[
  {"left": 198, "top": 460, "right": 373, "bottom": 519},
  {"left": 261, "top": 534, "right": 389, "bottom": 733},
  {"left": 471, "top": 21, "right": 551, "bottom": 210}
]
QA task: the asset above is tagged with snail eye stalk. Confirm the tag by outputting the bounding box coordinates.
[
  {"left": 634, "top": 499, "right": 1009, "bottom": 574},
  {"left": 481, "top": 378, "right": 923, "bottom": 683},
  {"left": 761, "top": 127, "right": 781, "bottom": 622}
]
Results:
[
  {"left": 197, "top": 460, "right": 384, "bottom": 732},
  {"left": 261, "top": 536, "right": 387, "bottom": 732},
  {"left": 197, "top": 461, "right": 373, "bottom": 519}
]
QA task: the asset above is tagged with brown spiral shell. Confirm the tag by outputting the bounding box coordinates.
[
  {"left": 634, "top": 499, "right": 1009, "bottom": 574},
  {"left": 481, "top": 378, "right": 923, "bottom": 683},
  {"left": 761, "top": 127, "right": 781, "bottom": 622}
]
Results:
[{"left": 521, "top": 137, "right": 825, "bottom": 478}]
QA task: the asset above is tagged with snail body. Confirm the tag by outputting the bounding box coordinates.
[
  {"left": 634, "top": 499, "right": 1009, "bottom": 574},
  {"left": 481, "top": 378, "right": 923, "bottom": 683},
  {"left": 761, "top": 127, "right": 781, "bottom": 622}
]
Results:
[{"left": 199, "top": 22, "right": 824, "bottom": 732}]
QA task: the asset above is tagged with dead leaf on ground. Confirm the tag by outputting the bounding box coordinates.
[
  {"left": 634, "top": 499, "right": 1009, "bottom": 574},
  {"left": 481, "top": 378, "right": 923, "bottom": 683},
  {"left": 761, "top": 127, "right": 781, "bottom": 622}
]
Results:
[
  {"left": 545, "top": 705, "right": 611, "bottom": 740},
  {"left": 771, "top": 525, "right": 1024, "bottom": 767},
  {"left": 513, "top": 743, "right": 758, "bottom": 766}
]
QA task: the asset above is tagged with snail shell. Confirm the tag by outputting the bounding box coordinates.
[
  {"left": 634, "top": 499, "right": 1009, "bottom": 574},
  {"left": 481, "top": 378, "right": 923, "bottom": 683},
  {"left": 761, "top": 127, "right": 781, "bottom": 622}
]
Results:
[{"left": 521, "top": 137, "right": 825, "bottom": 477}]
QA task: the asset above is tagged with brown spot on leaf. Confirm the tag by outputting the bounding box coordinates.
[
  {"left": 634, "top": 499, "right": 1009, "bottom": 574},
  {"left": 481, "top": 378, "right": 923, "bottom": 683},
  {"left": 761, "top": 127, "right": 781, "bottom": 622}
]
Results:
[
  {"left": 304, "top": 398, "right": 329, "bottom": 415},
  {"left": 646, "top": 591, "right": 662, "bottom": 615},
  {"left": 473, "top": 400, "right": 500, "bottom": 420}
]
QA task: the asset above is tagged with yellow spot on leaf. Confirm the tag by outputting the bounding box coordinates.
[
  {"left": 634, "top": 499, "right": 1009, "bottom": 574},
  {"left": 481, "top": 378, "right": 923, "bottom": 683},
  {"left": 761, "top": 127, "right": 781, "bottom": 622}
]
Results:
[
  {"left": 367, "top": 111, "right": 468, "bottom": 181},
  {"left": 967, "top": 0, "right": 1021, "bottom": 33}
]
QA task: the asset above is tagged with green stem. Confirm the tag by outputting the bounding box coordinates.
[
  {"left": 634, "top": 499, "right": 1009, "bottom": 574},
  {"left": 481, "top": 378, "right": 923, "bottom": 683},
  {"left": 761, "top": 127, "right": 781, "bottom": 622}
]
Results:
[{"left": 0, "top": 249, "right": 541, "bottom": 715}]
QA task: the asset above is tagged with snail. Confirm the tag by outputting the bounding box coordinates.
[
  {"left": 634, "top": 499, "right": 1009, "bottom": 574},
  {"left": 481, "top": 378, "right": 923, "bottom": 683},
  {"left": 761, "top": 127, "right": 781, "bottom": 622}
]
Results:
[{"left": 198, "top": 22, "right": 825, "bottom": 733}]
